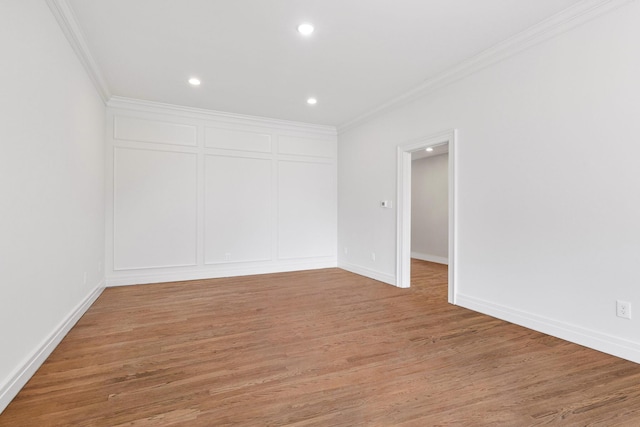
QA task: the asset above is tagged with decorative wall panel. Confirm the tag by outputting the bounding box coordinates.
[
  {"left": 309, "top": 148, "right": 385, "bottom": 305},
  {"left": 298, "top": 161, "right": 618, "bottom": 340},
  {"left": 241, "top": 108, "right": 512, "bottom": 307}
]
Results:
[
  {"left": 278, "top": 135, "right": 336, "bottom": 158},
  {"left": 106, "top": 100, "right": 337, "bottom": 285},
  {"left": 205, "top": 127, "right": 271, "bottom": 152},
  {"left": 204, "top": 155, "right": 272, "bottom": 264},
  {"left": 115, "top": 116, "right": 197, "bottom": 146},
  {"left": 113, "top": 147, "right": 197, "bottom": 270},
  {"left": 278, "top": 161, "right": 337, "bottom": 259}
]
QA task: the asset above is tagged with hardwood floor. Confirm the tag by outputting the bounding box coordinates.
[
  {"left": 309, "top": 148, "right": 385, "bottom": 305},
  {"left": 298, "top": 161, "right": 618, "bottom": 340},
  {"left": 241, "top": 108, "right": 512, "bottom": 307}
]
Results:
[{"left": 2, "top": 260, "right": 640, "bottom": 426}]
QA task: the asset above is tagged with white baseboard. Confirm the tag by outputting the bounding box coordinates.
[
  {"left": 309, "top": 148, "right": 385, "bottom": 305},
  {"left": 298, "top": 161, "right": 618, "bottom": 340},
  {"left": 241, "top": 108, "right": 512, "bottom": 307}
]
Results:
[
  {"left": 411, "top": 251, "right": 448, "bottom": 265},
  {"left": 456, "top": 293, "right": 640, "bottom": 365},
  {"left": 106, "top": 259, "right": 338, "bottom": 287},
  {"left": 0, "top": 281, "right": 105, "bottom": 414},
  {"left": 338, "top": 262, "right": 396, "bottom": 286}
]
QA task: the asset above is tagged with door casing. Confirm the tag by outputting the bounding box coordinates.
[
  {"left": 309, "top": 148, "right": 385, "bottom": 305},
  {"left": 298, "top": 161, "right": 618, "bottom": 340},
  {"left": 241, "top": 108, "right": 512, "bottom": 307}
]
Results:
[{"left": 396, "top": 129, "right": 456, "bottom": 304}]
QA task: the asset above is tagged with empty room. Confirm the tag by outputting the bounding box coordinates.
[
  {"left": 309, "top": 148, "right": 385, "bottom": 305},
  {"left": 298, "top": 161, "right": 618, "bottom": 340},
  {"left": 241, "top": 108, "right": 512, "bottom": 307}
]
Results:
[{"left": 1, "top": 0, "right": 640, "bottom": 425}]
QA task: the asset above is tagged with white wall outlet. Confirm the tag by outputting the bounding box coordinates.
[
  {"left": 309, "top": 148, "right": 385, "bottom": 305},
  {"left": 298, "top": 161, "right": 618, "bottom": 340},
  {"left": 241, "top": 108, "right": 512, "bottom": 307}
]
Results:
[
  {"left": 224, "top": 253, "right": 231, "bottom": 261},
  {"left": 371, "top": 252, "right": 376, "bottom": 261},
  {"left": 616, "top": 300, "right": 632, "bottom": 319},
  {"left": 344, "top": 247, "right": 348, "bottom": 255}
]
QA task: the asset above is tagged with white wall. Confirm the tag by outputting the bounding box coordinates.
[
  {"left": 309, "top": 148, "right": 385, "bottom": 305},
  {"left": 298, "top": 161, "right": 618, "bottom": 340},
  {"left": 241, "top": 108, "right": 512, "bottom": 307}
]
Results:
[
  {"left": 106, "top": 99, "right": 337, "bottom": 286},
  {"left": 411, "top": 154, "right": 448, "bottom": 264},
  {"left": 338, "top": 1, "right": 640, "bottom": 363},
  {"left": 0, "top": 0, "right": 106, "bottom": 411}
]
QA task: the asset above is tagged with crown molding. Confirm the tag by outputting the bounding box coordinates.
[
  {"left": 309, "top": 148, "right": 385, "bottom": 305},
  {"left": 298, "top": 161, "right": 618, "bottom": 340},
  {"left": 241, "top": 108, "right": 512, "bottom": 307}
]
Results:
[
  {"left": 338, "top": 0, "right": 635, "bottom": 134},
  {"left": 108, "top": 96, "right": 338, "bottom": 136},
  {"left": 46, "top": 0, "right": 111, "bottom": 103}
]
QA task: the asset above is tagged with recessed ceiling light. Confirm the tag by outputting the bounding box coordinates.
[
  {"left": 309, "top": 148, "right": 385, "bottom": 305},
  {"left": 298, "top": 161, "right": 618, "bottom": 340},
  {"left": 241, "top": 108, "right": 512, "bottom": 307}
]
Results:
[
  {"left": 307, "top": 97, "right": 317, "bottom": 105},
  {"left": 426, "top": 147, "right": 434, "bottom": 152},
  {"left": 297, "top": 23, "right": 314, "bottom": 36},
  {"left": 188, "top": 77, "right": 201, "bottom": 86}
]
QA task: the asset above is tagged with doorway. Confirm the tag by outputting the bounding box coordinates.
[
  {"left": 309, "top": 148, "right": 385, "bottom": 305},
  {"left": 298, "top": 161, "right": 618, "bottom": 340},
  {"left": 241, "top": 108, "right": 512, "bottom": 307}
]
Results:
[{"left": 396, "top": 129, "right": 456, "bottom": 304}]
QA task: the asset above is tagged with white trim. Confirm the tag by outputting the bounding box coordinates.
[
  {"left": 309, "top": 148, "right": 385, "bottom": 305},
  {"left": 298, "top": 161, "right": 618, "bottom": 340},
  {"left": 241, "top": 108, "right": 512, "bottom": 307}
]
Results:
[
  {"left": 106, "top": 260, "right": 337, "bottom": 287},
  {"left": 456, "top": 293, "right": 640, "bottom": 365},
  {"left": 338, "top": 263, "right": 396, "bottom": 286},
  {"left": 411, "top": 252, "right": 448, "bottom": 265},
  {"left": 397, "top": 145, "right": 412, "bottom": 289},
  {"left": 397, "top": 130, "right": 456, "bottom": 301},
  {"left": 0, "top": 282, "right": 105, "bottom": 413},
  {"left": 338, "top": 0, "right": 634, "bottom": 133},
  {"left": 108, "top": 97, "right": 337, "bottom": 137},
  {"left": 47, "top": 0, "right": 632, "bottom": 129},
  {"left": 111, "top": 146, "right": 199, "bottom": 272},
  {"left": 45, "top": 0, "right": 111, "bottom": 103}
]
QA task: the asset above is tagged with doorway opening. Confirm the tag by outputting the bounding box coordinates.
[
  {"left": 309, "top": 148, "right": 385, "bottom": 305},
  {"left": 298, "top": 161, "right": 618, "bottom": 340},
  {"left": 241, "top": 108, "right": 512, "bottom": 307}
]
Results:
[{"left": 396, "top": 129, "right": 456, "bottom": 304}]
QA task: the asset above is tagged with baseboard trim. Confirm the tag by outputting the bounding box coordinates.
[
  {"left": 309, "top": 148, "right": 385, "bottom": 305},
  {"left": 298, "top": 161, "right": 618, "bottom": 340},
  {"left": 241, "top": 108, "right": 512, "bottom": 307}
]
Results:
[
  {"left": 0, "top": 281, "right": 105, "bottom": 414},
  {"left": 411, "top": 252, "right": 448, "bottom": 265},
  {"left": 106, "top": 260, "right": 338, "bottom": 287},
  {"left": 456, "top": 293, "right": 640, "bottom": 365},
  {"left": 338, "top": 262, "right": 396, "bottom": 286}
]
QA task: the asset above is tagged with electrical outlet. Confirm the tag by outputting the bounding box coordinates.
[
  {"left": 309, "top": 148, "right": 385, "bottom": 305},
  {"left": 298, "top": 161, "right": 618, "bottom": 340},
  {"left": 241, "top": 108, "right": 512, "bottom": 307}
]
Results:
[
  {"left": 344, "top": 247, "right": 348, "bottom": 255},
  {"left": 616, "top": 300, "right": 632, "bottom": 319},
  {"left": 371, "top": 252, "right": 376, "bottom": 261},
  {"left": 224, "top": 253, "right": 231, "bottom": 261}
]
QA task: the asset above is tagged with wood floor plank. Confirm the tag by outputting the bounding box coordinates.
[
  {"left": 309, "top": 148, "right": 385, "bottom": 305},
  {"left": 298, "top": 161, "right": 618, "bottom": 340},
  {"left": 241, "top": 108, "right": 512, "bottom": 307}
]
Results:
[{"left": 2, "top": 260, "right": 640, "bottom": 426}]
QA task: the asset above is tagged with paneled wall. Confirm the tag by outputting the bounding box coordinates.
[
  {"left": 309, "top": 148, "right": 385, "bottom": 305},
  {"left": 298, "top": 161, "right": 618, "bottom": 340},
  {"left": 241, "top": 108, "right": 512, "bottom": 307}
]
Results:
[{"left": 106, "top": 99, "right": 337, "bottom": 286}]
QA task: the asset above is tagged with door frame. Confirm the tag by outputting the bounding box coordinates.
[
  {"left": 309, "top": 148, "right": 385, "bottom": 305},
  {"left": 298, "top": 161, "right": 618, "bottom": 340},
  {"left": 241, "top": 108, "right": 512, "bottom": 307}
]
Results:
[{"left": 396, "top": 129, "right": 456, "bottom": 304}]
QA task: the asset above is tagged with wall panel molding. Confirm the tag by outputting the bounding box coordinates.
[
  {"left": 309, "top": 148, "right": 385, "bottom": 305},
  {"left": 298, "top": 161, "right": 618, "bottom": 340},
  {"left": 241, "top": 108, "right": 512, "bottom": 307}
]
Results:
[
  {"left": 204, "top": 155, "right": 273, "bottom": 265},
  {"left": 205, "top": 126, "right": 272, "bottom": 153},
  {"left": 113, "top": 147, "right": 198, "bottom": 271},
  {"left": 106, "top": 101, "right": 337, "bottom": 286},
  {"left": 108, "top": 96, "right": 337, "bottom": 137},
  {"left": 203, "top": 149, "right": 272, "bottom": 161},
  {"left": 277, "top": 161, "right": 337, "bottom": 260},
  {"left": 106, "top": 260, "right": 337, "bottom": 287},
  {"left": 114, "top": 116, "right": 197, "bottom": 147},
  {"left": 278, "top": 135, "right": 336, "bottom": 158}
]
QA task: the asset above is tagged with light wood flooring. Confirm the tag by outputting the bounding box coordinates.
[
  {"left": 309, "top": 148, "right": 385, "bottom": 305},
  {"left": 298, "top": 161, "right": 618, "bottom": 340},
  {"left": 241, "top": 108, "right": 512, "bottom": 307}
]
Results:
[{"left": 2, "top": 260, "right": 640, "bottom": 426}]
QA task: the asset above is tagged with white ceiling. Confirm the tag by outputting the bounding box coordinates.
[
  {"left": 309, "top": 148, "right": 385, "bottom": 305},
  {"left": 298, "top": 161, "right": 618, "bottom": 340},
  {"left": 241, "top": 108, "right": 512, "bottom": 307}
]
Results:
[{"left": 67, "top": 0, "right": 582, "bottom": 127}]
